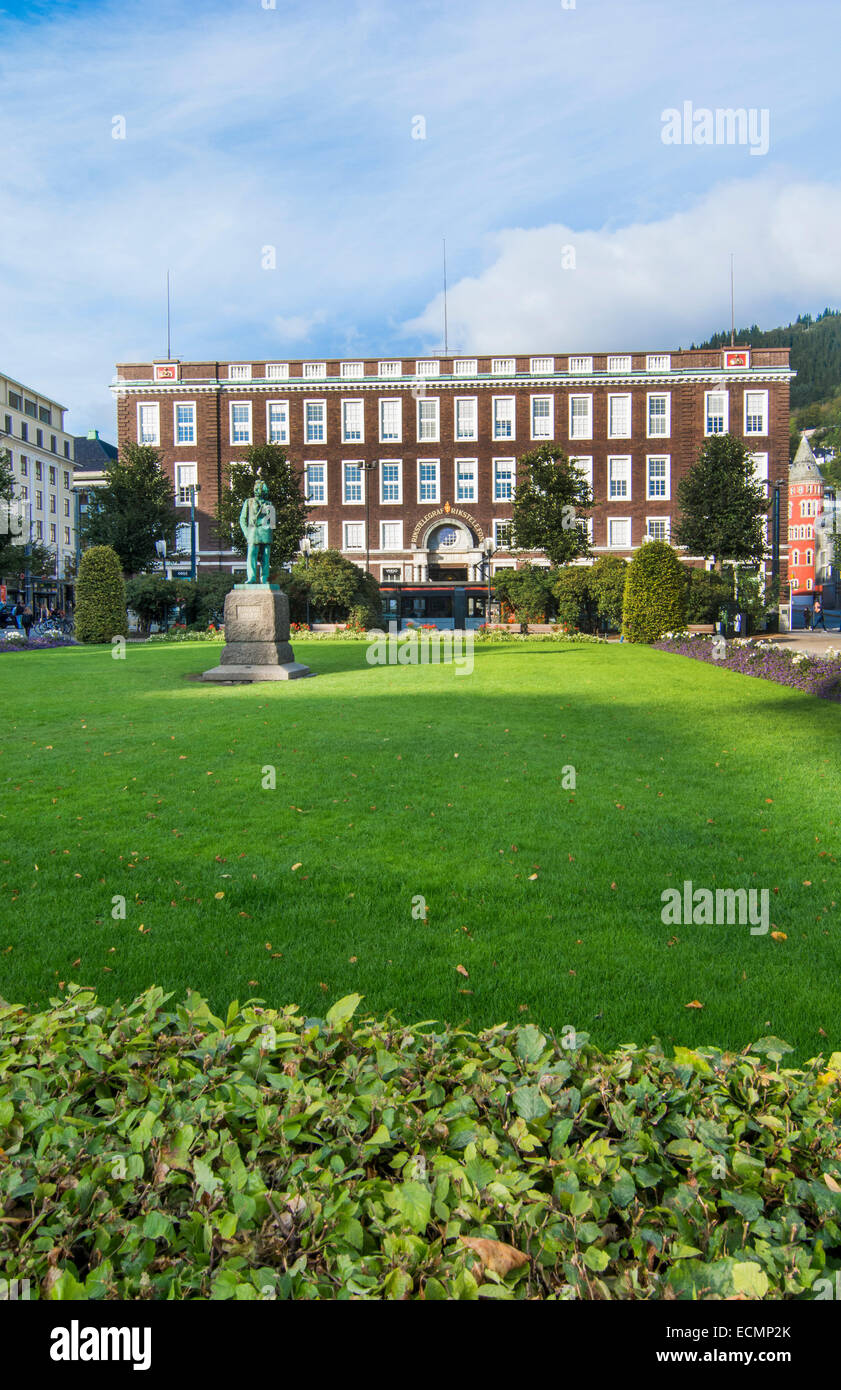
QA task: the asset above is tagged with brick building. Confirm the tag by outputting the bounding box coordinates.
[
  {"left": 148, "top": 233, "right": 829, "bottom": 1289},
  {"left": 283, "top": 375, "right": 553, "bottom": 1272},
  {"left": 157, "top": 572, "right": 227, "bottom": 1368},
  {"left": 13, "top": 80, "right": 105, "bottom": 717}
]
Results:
[{"left": 111, "top": 346, "right": 792, "bottom": 622}]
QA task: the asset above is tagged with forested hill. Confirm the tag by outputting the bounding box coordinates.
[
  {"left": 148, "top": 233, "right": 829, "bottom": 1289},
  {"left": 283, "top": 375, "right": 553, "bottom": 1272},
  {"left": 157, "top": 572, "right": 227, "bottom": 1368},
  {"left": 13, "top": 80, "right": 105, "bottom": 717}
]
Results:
[{"left": 694, "top": 309, "right": 841, "bottom": 410}]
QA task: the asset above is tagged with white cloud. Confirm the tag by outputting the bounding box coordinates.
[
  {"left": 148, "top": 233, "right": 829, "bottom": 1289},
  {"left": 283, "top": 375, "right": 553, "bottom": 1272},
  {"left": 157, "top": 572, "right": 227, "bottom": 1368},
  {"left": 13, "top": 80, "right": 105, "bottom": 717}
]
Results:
[{"left": 403, "top": 176, "right": 841, "bottom": 352}]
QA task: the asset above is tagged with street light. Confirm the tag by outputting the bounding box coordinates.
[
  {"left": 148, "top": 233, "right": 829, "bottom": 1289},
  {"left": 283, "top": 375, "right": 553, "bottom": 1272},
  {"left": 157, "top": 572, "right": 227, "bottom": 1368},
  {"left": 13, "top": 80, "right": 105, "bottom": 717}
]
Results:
[
  {"left": 362, "top": 462, "right": 377, "bottom": 576},
  {"left": 482, "top": 536, "right": 496, "bottom": 623},
  {"left": 189, "top": 483, "right": 202, "bottom": 581},
  {"left": 300, "top": 535, "right": 312, "bottom": 626}
]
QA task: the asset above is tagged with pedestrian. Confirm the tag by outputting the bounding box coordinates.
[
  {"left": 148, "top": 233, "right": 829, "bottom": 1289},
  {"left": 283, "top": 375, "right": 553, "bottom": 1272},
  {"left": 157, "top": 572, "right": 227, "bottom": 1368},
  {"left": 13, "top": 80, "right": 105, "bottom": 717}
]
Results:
[
  {"left": 803, "top": 605, "right": 812, "bottom": 630},
  {"left": 12, "top": 600, "right": 24, "bottom": 630},
  {"left": 812, "top": 597, "right": 826, "bottom": 630},
  {"left": 22, "top": 606, "right": 34, "bottom": 638}
]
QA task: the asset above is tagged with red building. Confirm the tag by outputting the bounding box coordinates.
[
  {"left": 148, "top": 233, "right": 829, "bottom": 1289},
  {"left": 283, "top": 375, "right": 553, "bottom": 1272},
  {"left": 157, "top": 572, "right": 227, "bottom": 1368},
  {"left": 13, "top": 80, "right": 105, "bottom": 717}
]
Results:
[{"left": 788, "top": 435, "right": 824, "bottom": 597}]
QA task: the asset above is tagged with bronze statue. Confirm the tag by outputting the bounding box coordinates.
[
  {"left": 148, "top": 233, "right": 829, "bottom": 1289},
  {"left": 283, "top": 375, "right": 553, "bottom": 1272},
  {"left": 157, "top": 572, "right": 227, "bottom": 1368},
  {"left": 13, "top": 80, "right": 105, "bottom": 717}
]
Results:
[{"left": 239, "top": 480, "right": 275, "bottom": 584}]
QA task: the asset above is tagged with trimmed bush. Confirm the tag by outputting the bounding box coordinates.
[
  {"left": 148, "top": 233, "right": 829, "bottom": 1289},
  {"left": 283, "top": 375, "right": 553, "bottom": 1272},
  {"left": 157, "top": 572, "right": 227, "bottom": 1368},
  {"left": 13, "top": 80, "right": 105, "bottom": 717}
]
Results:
[
  {"left": 74, "top": 545, "right": 128, "bottom": 644},
  {"left": 623, "top": 541, "right": 687, "bottom": 643}
]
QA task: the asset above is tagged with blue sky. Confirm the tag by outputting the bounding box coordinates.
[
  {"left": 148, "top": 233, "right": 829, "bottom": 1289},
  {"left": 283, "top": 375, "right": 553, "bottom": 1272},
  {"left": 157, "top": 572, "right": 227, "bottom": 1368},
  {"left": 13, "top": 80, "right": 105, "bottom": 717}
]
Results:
[{"left": 0, "top": 0, "right": 839, "bottom": 432}]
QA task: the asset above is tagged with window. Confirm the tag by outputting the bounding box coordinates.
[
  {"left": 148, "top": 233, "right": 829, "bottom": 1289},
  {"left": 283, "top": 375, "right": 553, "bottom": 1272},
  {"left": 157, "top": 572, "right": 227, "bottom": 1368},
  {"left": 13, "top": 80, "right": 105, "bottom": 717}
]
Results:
[
  {"left": 744, "top": 390, "right": 768, "bottom": 435},
  {"left": 267, "top": 401, "right": 289, "bottom": 444},
  {"left": 3, "top": 413, "right": 10, "bottom": 433},
  {"left": 453, "top": 359, "right": 477, "bottom": 376},
  {"left": 418, "top": 459, "right": 439, "bottom": 503},
  {"left": 48, "top": 465, "right": 56, "bottom": 484},
  {"left": 750, "top": 452, "right": 769, "bottom": 483},
  {"left": 303, "top": 362, "right": 326, "bottom": 379},
  {"left": 35, "top": 520, "right": 43, "bottom": 539},
  {"left": 19, "top": 456, "right": 27, "bottom": 476},
  {"left": 646, "top": 354, "right": 671, "bottom": 372},
  {"left": 305, "top": 401, "right": 326, "bottom": 443},
  {"left": 417, "top": 398, "right": 439, "bottom": 442},
  {"left": 20, "top": 423, "right": 28, "bottom": 441},
  {"left": 646, "top": 517, "right": 671, "bottom": 541},
  {"left": 50, "top": 523, "right": 56, "bottom": 543},
  {"left": 305, "top": 463, "right": 326, "bottom": 504},
  {"left": 568, "top": 356, "right": 593, "bottom": 374},
  {"left": 49, "top": 494, "right": 56, "bottom": 513},
  {"left": 570, "top": 455, "right": 593, "bottom": 488},
  {"left": 230, "top": 402, "right": 252, "bottom": 444},
  {"left": 138, "top": 403, "right": 159, "bottom": 445},
  {"left": 63, "top": 497, "right": 70, "bottom": 516},
  {"left": 647, "top": 456, "right": 670, "bottom": 499},
  {"left": 35, "top": 489, "right": 43, "bottom": 510},
  {"left": 647, "top": 393, "right": 670, "bottom": 437},
  {"left": 608, "top": 394, "right": 632, "bottom": 438},
  {"left": 494, "top": 519, "right": 514, "bottom": 547},
  {"left": 531, "top": 395, "right": 553, "bottom": 439},
  {"left": 381, "top": 520, "right": 403, "bottom": 549},
  {"left": 341, "top": 362, "right": 364, "bottom": 378},
  {"left": 380, "top": 460, "right": 402, "bottom": 503},
  {"left": 607, "top": 355, "right": 632, "bottom": 373},
  {"left": 415, "top": 359, "right": 440, "bottom": 376},
  {"left": 456, "top": 458, "right": 476, "bottom": 502},
  {"left": 455, "top": 398, "right": 477, "bottom": 440},
  {"left": 343, "top": 521, "right": 364, "bottom": 550},
  {"left": 493, "top": 397, "right": 515, "bottom": 440},
  {"left": 176, "top": 462, "right": 197, "bottom": 504},
  {"left": 608, "top": 517, "right": 631, "bottom": 549},
  {"left": 492, "top": 357, "right": 515, "bottom": 375},
  {"left": 382, "top": 567, "right": 402, "bottom": 582},
  {"left": 530, "top": 356, "right": 554, "bottom": 374},
  {"left": 24, "top": 399, "right": 37, "bottom": 417},
  {"left": 50, "top": 434, "right": 57, "bottom": 453},
  {"left": 806, "top": 549, "right": 814, "bottom": 566},
  {"left": 228, "top": 364, "right": 252, "bottom": 381},
  {"left": 20, "top": 484, "right": 28, "bottom": 500},
  {"left": 8, "top": 391, "right": 22, "bottom": 410},
  {"left": 569, "top": 394, "right": 592, "bottom": 439},
  {"left": 64, "top": 442, "right": 71, "bottom": 458},
  {"left": 608, "top": 456, "right": 631, "bottom": 499},
  {"left": 705, "top": 390, "right": 728, "bottom": 435},
  {"left": 342, "top": 461, "right": 364, "bottom": 503},
  {"left": 175, "top": 521, "right": 192, "bottom": 553},
  {"left": 64, "top": 526, "right": 70, "bottom": 545},
  {"left": 791, "top": 549, "right": 799, "bottom": 567},
  {"left": 309, "top": 522, "right": 327, "bottom": 550},
  {"left": 35, "top": 461, "right": 42, "bottom": 480},
  {"left": 378, "top": 361, "right": 402, "bottom": 378},
  {"left": 36, "top": 429, "right": 43, "bottom": 447},
  {"left": 40, "top": 405, "right": 51, "bottom": 423},
  {"left": 265, "top": 363, "right": 289, "bottom": 379},
  {"left": 341, "top": 399, "right": 364, "bottom": 443},
  {"left": 379, "top": 398, "right": 402, "bottom": 443},
  {"left": 493, "top": 458, "right": 515, "bottom": 501},
  {"left": 175, "top": 402, "right": 196, "bottom": 444},
  {"left": 63, "top": 470, "right": 69, "bottom": 488}
]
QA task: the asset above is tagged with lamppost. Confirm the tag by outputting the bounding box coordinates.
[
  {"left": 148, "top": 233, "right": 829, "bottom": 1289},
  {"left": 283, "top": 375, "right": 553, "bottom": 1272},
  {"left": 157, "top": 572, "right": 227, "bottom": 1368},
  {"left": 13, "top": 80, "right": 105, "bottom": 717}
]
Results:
[
  {"left": 154, "top": 539, "right": 169, "bottom": 633},
  {"left": 189, "top": 483, "right": 202, "bottom": 581},
  {"left": 300, "top": 535, "right": 312, "bottom": 626},
  {"left": 362, "top": 461, "right": 377, "bottom": 576},
  {"left": 482, "top": 536, "right": 496, "bottom": 623}
]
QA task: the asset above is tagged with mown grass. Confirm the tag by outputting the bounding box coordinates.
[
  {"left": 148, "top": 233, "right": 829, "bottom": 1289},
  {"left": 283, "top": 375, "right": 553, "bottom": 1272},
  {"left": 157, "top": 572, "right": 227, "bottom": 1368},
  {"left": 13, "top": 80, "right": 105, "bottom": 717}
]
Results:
[{"left": 0, "top": 639, "right": 838, "bottom": 1061}]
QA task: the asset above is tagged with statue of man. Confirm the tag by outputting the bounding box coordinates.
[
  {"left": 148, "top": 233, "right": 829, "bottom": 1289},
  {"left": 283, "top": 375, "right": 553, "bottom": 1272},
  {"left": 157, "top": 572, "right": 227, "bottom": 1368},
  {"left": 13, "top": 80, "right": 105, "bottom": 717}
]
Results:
[{"left": 239, "top": 480, "right": 275, "bottom": 584}]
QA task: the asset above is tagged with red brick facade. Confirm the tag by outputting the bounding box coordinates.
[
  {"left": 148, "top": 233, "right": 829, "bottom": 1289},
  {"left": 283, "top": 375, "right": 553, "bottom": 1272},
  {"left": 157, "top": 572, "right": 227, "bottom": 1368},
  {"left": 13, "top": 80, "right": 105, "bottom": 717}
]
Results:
[{"left": 111, "top": 348, "right": 791, "bottom": 583}]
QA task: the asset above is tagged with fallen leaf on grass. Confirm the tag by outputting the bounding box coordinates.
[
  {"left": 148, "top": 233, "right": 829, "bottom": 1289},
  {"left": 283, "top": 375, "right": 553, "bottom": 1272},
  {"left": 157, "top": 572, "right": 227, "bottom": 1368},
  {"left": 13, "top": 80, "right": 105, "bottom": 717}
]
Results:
[
  {"left": 214, "top": 892, "right": 225, "bottom": 900},
  {"left": 685, "top": 1000, "right": 704, "bottom": 1010},
  {"left": 459, "top": 1236, "right": 529, "bottom": 1278},
  {"left": 771, "top": 931, "right": 787, "bottom": 941},
  {"left": 456, "top": 964, "right": 469, "bottom": 978},
  {"left": 291, "top": 863, "right": 302, "bottom": 872}
]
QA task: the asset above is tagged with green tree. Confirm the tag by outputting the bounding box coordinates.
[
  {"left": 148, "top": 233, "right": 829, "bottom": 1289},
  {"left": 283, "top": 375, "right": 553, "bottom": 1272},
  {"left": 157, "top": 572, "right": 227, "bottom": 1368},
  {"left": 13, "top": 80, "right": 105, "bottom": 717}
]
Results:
[
  {"left": 588, "top": 556, "right": 628, "bottom": 631},
  {"left": 176, "top": 572, "right": 236, "bottom": 627},
  {"left": 492, "top": 565, "right": 554, "bottom": 632},
  {"left": 215, "top": 444, "right": 310, "bottom": 573},
  {"left": 0, "top": 448, "right": 53, "bottom": 583},
  {"left": 74, "top": 545, "right": 127, "bottom": 644},
  {"left": 511, "top": 445, "right": 593, "bottom": 566},
  {"left": 623, "top": 541, "right": 687, "bottom": 643},
  {"left": 124, "top": 574, "right": 180, "bottom": 635},
  {"left": 81, "top": 443, "right": 176, "bottom": 575},
  {"left": 291, "top": 549, "right": 381, "bottom": 625},
  {"left": 674, "top": 435, "right": 769, "bottom": 570},
  {"left": 683, "top": 565, "right": 732, "bottom": 623},
  {"left": 552, "top": 566, "right": 597, "bottom": 632}
]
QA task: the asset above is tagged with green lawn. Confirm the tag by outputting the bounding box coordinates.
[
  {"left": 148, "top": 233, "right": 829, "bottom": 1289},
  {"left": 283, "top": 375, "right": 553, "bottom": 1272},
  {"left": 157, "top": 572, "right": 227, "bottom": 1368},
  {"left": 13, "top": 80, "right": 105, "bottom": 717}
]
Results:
[{"left": 1, "top": 639, "right": 838, "bottom": 1061}]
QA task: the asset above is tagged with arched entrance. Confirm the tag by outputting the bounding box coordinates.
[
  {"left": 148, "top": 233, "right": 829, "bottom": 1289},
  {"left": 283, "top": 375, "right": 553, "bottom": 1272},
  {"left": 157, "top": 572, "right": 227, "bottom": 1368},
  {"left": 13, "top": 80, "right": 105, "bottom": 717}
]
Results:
[{"left": 425, "top": 520, "right": 475, "bottom": 581}]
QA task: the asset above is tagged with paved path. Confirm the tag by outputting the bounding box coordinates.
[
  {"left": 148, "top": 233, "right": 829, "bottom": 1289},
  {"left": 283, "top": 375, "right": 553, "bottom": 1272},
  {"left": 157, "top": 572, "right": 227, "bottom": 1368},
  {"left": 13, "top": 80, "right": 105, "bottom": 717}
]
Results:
[{"left": 761, "top": 629, "right": 841, "bottom": 657}]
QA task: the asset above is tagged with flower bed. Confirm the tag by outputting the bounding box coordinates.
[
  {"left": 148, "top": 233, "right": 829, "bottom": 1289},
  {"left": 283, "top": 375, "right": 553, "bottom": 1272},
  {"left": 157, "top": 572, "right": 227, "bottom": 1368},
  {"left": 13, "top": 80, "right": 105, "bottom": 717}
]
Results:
[
  {"left": 654, "top": 633, "right": 841, "bottom": 701},
  {"left": 0, "top": 630, "right": 77, "bottom": 653}
]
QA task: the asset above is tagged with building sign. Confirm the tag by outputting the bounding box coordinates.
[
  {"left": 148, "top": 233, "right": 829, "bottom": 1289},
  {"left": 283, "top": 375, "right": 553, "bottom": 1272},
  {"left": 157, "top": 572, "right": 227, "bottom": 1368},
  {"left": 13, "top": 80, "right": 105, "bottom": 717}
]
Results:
[
  {"left": 153, "top": 362, "right": 180, "bottom": 382},
  {"left": 723, "top": 349, "right": 750, "bottom": 369},
  {"left": 411, "top": 505, "right": 485, "bottom": 548}
]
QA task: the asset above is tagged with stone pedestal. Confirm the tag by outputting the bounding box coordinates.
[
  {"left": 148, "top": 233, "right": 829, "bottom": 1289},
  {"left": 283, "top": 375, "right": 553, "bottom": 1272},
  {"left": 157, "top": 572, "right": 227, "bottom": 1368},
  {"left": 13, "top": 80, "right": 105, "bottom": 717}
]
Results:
[{"left": 201, "top": 585, "right": 313, "bottom": 683}]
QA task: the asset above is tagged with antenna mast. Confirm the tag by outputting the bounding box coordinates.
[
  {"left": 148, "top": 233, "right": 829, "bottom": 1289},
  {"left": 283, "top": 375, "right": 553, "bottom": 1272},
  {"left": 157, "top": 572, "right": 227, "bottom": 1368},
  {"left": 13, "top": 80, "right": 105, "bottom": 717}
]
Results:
[
  {"left": 166, "top": 270, "right": 172, "bottom": 359},
  {"left": 730, "top": 253, "right": 735, "bottom": 347},
  {"left": 443, "top": 239, "right": 449, "bottom": 356}
]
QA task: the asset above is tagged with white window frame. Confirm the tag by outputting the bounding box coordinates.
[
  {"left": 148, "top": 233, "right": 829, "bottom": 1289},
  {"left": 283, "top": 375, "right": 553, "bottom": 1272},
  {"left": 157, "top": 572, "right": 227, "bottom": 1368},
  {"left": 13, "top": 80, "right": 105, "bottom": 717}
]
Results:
[
  {"left": 750, "top": 452, "right": 769, "bottom": 483},
  {"left": 380, "top": 519, "right": 404, "bottom": 550},
  {"left": 417, "top": 458, "right": 440, "bottom": 504},
  {"left": 646, "top": 354, "right": 671, "bottom": 372},
  {"left": 569, "top": 455, "right": 593, "bottom": 488},
  {"left": 492, "top": 396, "right": 516, "bottom": 441},
  {"left": 305, "top": 461, "right": 327, "bottom": 505},
  {"left": 378, "top": 360, "right": 402, "bottom": 378},
  {"left": 607, "top": 355, "right": 632, "bottom": 374},
  {"left": 453, "top": 358, "right": 477, "bottom": 377},
  {"left": 174, "top": 401, "right": 196, "bottom": 446},
  {"left": 493, "top": 457, "right": 515, "bottom": 502},
  {"left": 415, "top": 359, "right": 440, "bottom": 377},
  {"left": 230, "top": 401, "right": 252, "bottom": 445},
  {"left": 455, "top": 457, "right": 477, "bottom": 503},
  {"left": 304, "top": 399, "right": 327, "bottom": 444},
  {"left": 569, "top": 394, "right": 592, "bottom": 440},
  {"left": 454, "top": 396, "right": 478, "bottom": 442},
  {"left": 608, "top": 393, "right": 632, "bottom": 439},
  {"left": 175, "top": 461, "right": 197, "bottom": 506},
  {"left": 265, "top": 362, "right": 289, "bottom": 379},
  {"left": 267, "top": 400, "right": 289, "bottom": 445},
  {"left": 341, "top": 361, "right": 364, "bottom": 379},
  {"left": 608, "top": 516, "right": 632, "bottom": 550},
  {"left": 342, "top": 460, "right": 365, "bottom": 505},
  {"left": 530, "top": 356, "right": 554, "bottom": 374},
  {"left": 380, "top": 458, "right": 402, "bottom": 504},
  {"left": 341, "top": 398, "right": 365, "bottom": 444},
  {"left": 379, "top": 397, "right": 402, "bottom": 444},
  {"left": 303, "top": 362, "right": 327, "bottom": 379},
  {"left": 309, "top": 521, "right": 327, "bottom": 551},
  {"left": 530, "top": 394, "right": 554, "bottom": 440},
  {"left": 704, "top": 389, "right": 729, "bottom": 436},
  {"left": 645, "top": 516, "right": 671, "bottom": 541},
  {"left": 416, "top": 396, "right": 440, "bottom": 443},
  {"left": 228, "top": 363, "right": 252, "bottom": 381},
  {"left": 137, "top": 402, "right": 160, "bottom": 445},
  {"left": 647, "top": 392, "right": 671, "bottom": 438},
  {"left": 492, "top": 357, "right": 515, "bottom": 375},
  {"left": 608, "top": 455, "right": 632, "bottom": 500},
  {"left": 493, "top": 519, "right": 514, "bottom": 548},
  {"left": 646, "top": 455, "right": 671, "bottom": 501},
  {"left": 744, "top": 389, "right": 768, "bottom": 436},
  {"left": 568, "top": 356, "right": 593, "bottom": 374},
  {"left": 343, "top": 520, "right": 365, "bottom": 551}
]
